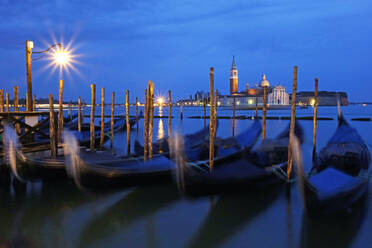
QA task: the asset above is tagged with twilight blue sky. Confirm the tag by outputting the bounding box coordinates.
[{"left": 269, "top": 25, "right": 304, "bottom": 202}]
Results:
[{"left": 0, "top": 0, "right": 371, "bottom": 102}]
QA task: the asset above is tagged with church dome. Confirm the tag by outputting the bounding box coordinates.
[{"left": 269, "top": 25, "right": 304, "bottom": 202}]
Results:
[{"left": 260, "top": 74, "right": 270, "bottom": 87}]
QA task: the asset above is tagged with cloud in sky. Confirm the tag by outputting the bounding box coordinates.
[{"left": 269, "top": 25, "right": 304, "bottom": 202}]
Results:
[{"left": 0, "top": 0, "right": 371, "bottom": 102}]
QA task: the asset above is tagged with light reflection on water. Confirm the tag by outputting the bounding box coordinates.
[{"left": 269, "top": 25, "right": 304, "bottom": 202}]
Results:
[{"left": 1, "top": 105, "right": 372, "bottom": 247}]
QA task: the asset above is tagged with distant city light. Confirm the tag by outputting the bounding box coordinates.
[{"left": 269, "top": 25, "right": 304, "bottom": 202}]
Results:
[
  {"left": 310, "top": 98, "right": 316, "bottom": 106},
  {"left": 248, "top": 99, "right": 253, "bottom": 105}
]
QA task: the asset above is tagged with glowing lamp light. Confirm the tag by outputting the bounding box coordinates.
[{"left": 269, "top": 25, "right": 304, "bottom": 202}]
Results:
[
  {"left": 310, "top": 98, "right": 316, "bottom": 106},
  {"left": 53, "top": 50, "right": 70, "bottom": 65},
  {"left": 157, "top": 97, "right": 165, "bottom": 106},
  {"left": 248, "top": 99, "right": 253, "bottom": 105}
]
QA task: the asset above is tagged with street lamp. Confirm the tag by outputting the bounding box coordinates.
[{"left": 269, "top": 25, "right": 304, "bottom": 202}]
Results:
[{"left": 25, "top": 40, "right": 70, "bottom": 111}]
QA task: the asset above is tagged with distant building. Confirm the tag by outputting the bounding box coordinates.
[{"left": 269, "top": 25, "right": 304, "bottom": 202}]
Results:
[
  {"left": 294, "top": 91, "right": 348, "bottom": 106},
  {"left": 230, "top": 56, "right": 238, "bottom": 95},
  {"left": 177, "top": 57, "right": 348, "bottom": 107},
  {"left": 268, "top": 84, "right": 289, "bottom": 105}
]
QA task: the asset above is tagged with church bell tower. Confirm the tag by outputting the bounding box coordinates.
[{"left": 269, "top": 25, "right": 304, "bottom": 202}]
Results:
[{"left": 230, "top": 56, "right": 238, "bottom": 95}]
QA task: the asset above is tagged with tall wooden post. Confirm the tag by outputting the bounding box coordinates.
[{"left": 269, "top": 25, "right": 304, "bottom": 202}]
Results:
[
  {"left": 168, "top": 90, "right": 171, "bottom": 136},
  {"left": 49, "top": 94, "right": 58, "bottom": 158},
  {"left": 13, "top": 86, "right": 18, "bottom": 112},
  {"left": 100, "top": 87, "right": 105, "bottom": 150},
  {"left": 148, "top": 81, "right": 154, "bottom": 159},
  {"left": 209, "top": 67, "right": 215, "bottom": 172},
  {"left": 255, "top": 96, "right": 258, "bottom": 118},
  {"left": 68, "top": 101, "right": 72, "bottom": 121},
  {"left": 33, "top": 94, "right": 36, "bottom": 111},
  {"left": 82, "top": 101, "right": 85, "bottom": 124},
  {"left": 203, "top": 98, "right": 206, "bottom": 127},
  {"left": 90, "top": 84, "right": 96, "bottom": 151},
  {"left": 126, "top": 90, "right": 131, "bottom": 156},
  {"left": 232, "top": 96, "right": 236, "bottom": 136},
  {"left": 180, "top": 105, "right": 183, "bottom": 120},
  {"left": 144, "top": 89, "right": 148, "bottom": 160},
  {"left": 26, "top": 40, "right": 32, "bottom": 112},
  {"left": 287, "top": 66, "right": 298, "bottom": 180},
  {"left": 78, "top": 96, "right": 82, "bottom": 132},
  {"left": 313, "top": 78, "right": 319, "bottom": 153},
  {"left": 14, "top": 86, "right": 20, "bottom": 134},
  {"left": 111, "top": 92, "right": 115, "bottom": 149},
  {"left": 0, "top": 90, "right": 4, "bottom": 112},
  {"left": 262, "top": 86, "right": 268, "bottom": 140},
  {"left": 213, "top": 90, "right": 218, "bottom": 140},
  {"left": 5, "top": 93, "right": 9, "bottom": 112},
  {"left": 58, "top": 79, "right": 64, "bottom": 144}
]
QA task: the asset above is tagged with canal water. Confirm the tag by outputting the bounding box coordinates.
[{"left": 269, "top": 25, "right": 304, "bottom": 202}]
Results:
[{"left": 1, "top": 105, "right": 372, "bottom": 248}]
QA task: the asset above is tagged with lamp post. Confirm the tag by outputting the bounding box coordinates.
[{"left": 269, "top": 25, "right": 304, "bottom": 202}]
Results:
[{"left": 25, "top": 40, "right": 66, "bottom": 111}]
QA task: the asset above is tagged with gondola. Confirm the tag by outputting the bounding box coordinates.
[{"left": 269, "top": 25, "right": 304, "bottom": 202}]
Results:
[
  {"left": 70, "top": 120, "right": 262, "bottom": 188},
  {"left": 133, "top": 122, "right": 212, "bottom": 156},
  {"left": 178, "top": 121, "right": 303, "bottom": 196},
  {"left": 301, "top": 114, "right": 370, "bottom": 215},
  {"left": 10, "top": 117, "right": 129, "bottom": 180},
  {"left": 68, "top": 117, "right": 137, "bottom": 132}
]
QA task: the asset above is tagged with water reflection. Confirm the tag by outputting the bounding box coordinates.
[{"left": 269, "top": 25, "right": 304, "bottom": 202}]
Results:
[
  {"left": 187, "top": 187, "right": 283, "bottom": 248},
  {"left": 300, "top": 193, "right": 368, "bottom": 248},
  {"left": 158, "top": 106, "right": 165, "bottom": 140},
  {"left": 78, "top": 186, "right": 180, "bottom": 247}
]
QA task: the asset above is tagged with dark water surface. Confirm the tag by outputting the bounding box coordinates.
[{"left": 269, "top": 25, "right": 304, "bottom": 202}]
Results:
[{"left": 1, "top": 105, "right": 372, "bottom": 248}]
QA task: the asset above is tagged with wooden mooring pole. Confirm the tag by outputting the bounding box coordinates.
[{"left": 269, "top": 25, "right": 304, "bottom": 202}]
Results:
[
  {"left": 82, "top": 100, "right": 85, "bottom": 123},
  {"left": 262, "top": 86, "right": 268, "bottom": 140},
  {"left": 90, "top": 84, "right": 96, "bottom": 151},
  {"left": 148, "top": 81, "right": 154, "bottom": 159},
  {"left": 0, "top": 90, "right": 4, "bottom": 112},
  {"left": 100, "top": 87, "right": 105, "bottom": 150},
  {"left": 203, "top": 98, "right": 206, "bottom": 128},
  {"left": 5, "top": 93, "right": 9, "bottom": 112},
  {"left": 135, "top": 97, "right": 139, "bottom": 132},
  {"left": 68, "top": 101, "right": 72, "bottom": 121},
  {"left": 13, "top": 86, "right": 18, "bottom": 112},
  {"left": 33, "top": 95, "right": 36, "bottom": 111},
  {"left": 213, "top": 90, "right": 218, "bottom": 139},
  {"left": 58, "top": 79, "right": 63, "bottom": 143},
  {"left": 209, "top": 67, "right": 215, "bottom": 172},
  {"left": 78, "top": 96, "right": 82, "bottom": 132},
  {"left": 126, "top": 90, "right": 131, "bottom": 156},
  {"left": 313, "top": 78, "right": 318, "bottom": 153},
  {"left": 14, "top": 86, "right": 20, "bottom": 134},
  {"left": 111, "top": 92, "right": 115, "bottom": 149},
  {"left": 180, "top": 105, "right": 183, "bottom": 120},
  {"left": 168, "top": 90, "right": 171, "bottom": 136},
  {"left": 49, "top": 94, "right": 58, "bottom": 158},
  {"left": 144, "top": 89, "right": 149, "bottom": 161},
  {"left": 255, "top": 96, "right": 258, "bottom": 119},
  {"left": 287, "top": 66, "right": 298, "bottom": 180}
]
